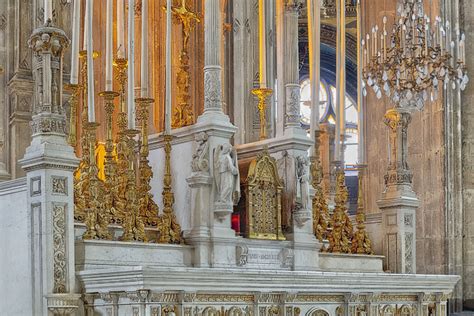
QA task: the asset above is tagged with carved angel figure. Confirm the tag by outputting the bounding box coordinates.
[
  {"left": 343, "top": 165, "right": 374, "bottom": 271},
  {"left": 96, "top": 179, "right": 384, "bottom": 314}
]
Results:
[
  {"left": 191, "top": 132, "right": 209, "bottom": 173},
  {"left": 297, "top": 155, "right": 311, "bottom": 211},
  {"left": 214, "top": 143, "right": 240, "bottom": 206}
]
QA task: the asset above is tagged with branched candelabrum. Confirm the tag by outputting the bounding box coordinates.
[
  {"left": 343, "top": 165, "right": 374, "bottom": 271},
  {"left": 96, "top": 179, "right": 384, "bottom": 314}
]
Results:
[
  {"left": 362, "top": 0, "right": 468, "bottom": 110},
  {"left": 363, "top": 0, "right": 469, "bottom": 191}
]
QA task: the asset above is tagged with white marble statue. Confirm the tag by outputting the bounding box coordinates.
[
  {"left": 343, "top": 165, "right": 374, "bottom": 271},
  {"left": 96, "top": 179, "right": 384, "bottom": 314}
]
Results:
[
  {"left": 297, "top": 155, "right": 311, "bottom": 211},
  {"left": 214, "top": 143, "right": 240, "bottom": 206}
]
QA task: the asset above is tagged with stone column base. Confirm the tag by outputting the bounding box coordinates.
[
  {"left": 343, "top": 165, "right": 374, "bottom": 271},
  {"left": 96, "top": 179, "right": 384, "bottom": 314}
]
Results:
[{"left": 377, "top": 189, "right": 419, "bottom": 274}]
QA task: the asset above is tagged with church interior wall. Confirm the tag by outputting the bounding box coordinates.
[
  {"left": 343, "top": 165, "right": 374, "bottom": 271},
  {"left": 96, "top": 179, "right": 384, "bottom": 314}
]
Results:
[
  {"left": 460, "top": 0, "right": 474, "bottom": 308},
  {"left": 0, "top": 178, "right": 32, "bottom": 315},
  {"left": 361, "top": 0, "right": 447, "bottom": 276}
]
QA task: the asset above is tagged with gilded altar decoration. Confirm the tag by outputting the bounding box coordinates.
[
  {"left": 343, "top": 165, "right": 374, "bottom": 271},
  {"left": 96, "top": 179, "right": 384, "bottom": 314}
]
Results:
[
  {"left": 82, "top": 123, "right": 112, "bottom": 240},
  {"left": 351, "top": 170, "right": 373, "bottom": 255},
  {"left": 311, "top": 131, "right": 329, "bottom": 243},
  {"left": 251, "top": 88, "right": 273, "bottom": 140},
  {"left": 327, "top": 170, "right": 352, "bottom": 253},
  {"left": 99, "top": 91, "right": 124, "bottom": 224},
  {"left": 243, "top": 149, "right": 285, "bottom": 240},
  {"left": 169, "top": 0, "right": 201, "bottom": 128},
  {"left": 121, "top": 129, "right": 148, "bottom": 242},
  {"left": 136, "top": 98, "right": 161, "bottom": 226},
  {"left": 311, "top": 162, "right": 328, "bottom": 243},
  {"left": 158, "top": 135, "right": 183, "bottom": 244}
]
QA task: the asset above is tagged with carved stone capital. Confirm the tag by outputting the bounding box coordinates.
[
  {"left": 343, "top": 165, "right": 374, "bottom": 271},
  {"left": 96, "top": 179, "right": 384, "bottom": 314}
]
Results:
[
  {"left": 46, "top": 293, "right": 81, "bottom": 316},
  {"left": 31, "top": 113, "right": 67, "bottom": 136},
  {"left": 28, "top": 23, "right": 69, "bottom": 56}
]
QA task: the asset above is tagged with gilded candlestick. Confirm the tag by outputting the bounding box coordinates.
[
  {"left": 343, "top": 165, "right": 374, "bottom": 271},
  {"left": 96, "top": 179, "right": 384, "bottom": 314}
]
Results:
[
  {"left": 310, "top": 130, "right": 329, "bottom": 243},
  {"left": 136, "top": 97, "right": 160, "bottom": 226},
  {"left": 79, "top": 50, "right": 99, "bottom": 125},
  {"left": 82, "top": 122, "right": 112, "bottom": 240},
  {"left": 113, "top": 57, "right": 129, "bottom": 113},
  {"left": 159, "top": 134, "right": 183, "bottom": 244},
  {"left": 65, "top": 83, "right": 81, "bottom": 147},
  {"left": 326, "top": 168, "right": 353, "bottom": 254},
  {"left": 99, "top": 91, "right": 123, "bottom": 224},
  {"left": 120, "top": 128, "right": 148, "bottom": 242},
  {"left": 351, "top": 167, "right": 374, "bottom": 255},
  {"left": 251, "top": 87, "right": 273, "bottom": 140}
]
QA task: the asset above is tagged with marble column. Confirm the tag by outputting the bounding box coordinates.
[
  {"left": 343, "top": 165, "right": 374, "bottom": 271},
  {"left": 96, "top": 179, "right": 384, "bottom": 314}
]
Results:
[
  {"left": 19, "top": 23, "right": 80, "bottom": 315},
  {"left": 0, "top": 18, "right": 10, "bottom": 180},
  {"left": 202, "top": 0, "right": 224, "bottom": 115},
  {"left": 457, "top": 0, "right": 474, "bottom": 310},
  {"left": 283, "top": 1, "right": 303, "bottom": 134},
  {"left": 377, "top": 107, "right": 419, "bottom": 274},
  {"left": 275, "top": 0, "right": 285, "bottom": 138},
  {"left": 190, "top": 0, "right": 238, "bottom": 268}
]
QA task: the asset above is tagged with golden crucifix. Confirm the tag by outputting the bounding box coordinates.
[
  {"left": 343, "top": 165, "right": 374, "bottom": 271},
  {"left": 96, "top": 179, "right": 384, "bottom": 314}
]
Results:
[
  {"left": 171, "top": 0, "right": 201, "bottom": 50},
  {"left": 166, "top": 0, "right": 201, "bottom": 128}
]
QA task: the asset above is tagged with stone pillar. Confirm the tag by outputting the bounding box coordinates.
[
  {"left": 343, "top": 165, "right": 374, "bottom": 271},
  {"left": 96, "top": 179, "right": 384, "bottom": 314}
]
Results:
[
  {"left": 19, "top": 22, "right": 80, "bottom": 315},
  {"left": 275, "top": 0, "right": 285, "bottom": 138},
  {"left": 189, "top": 0, "right": 238, "bottom": 268},
  {"left": 0, "top": 16, "right": 10, "bottom": 180},
  {"left": 435, "top": 293, "right": 449, "bottom": 316},
  {"left": 283, "top": 1, "right": 303, "bottom": 135},
  {"left": 377, "top": 108, "right": 419, "bottom": 274}
]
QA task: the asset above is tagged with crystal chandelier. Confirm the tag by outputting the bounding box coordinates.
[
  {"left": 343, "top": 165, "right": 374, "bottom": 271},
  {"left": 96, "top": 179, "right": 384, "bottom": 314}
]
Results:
[{"left": 362, "top": 0, "right": 468, "bottom": 110}]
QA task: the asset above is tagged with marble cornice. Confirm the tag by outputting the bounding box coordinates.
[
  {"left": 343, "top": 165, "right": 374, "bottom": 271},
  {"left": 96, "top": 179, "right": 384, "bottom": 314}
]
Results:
[
  {"left": 7, "top": 75, "right": 34, "bottom": 94},
  {"left": 77, "top": 266, "right": 460, "bottom": 294},
  {"left": 0, "top": 176, "right": 26, "bottom": 195}
]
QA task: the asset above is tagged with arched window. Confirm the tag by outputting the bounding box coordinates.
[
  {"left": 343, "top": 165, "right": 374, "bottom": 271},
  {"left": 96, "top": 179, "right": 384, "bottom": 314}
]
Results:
[
  {"left": 301, "top": 80, "right": 359, "bottom": 168},
  {"left": 300, "top": 79, "right": 329, "bottom": 127}
]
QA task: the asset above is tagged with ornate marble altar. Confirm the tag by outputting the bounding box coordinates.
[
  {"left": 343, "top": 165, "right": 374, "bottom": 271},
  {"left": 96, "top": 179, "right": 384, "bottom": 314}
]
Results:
[{"left": 0, "top": 1, "right": 463, "bottom": 316}]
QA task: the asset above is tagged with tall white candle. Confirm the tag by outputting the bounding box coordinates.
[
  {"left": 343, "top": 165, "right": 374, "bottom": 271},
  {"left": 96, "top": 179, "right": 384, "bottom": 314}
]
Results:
[
  {"left": 86, "top": 0, "right": 95, "bottom": 122},
  {"left": 165, "top": 0, "right": 172, "bottom": 134},
  {"left": 83, "top": 0, "right": 88, "bottom": 50},
  {"left": 127, "top": 0, "right": 136, "bottom": 129},
  {"left": 70, "top": 0, "right": 81, "bottom": 84},
  {"left": 105, "top": 0, "right": 113, "bottom": 90},
  {"left": 308, "top": 0, "right": 321, "bottom": 140},
  {"left": 335, "top": 0, "right": 346, "bottom": 163},
  {"left": 117, "top": 0, "right": 125, "bottom": 58},
  {"left": 44, "top": 0, "right": 52, "bottom": 24},
  {"left": 258, "top": 0, "right": 267, "bottom": 88},
  {"left": 356, "top": 0, "right": 365, "bottom": 164},
  {"left": 140, "top": 0, "right": 149, "bottom": 97}
]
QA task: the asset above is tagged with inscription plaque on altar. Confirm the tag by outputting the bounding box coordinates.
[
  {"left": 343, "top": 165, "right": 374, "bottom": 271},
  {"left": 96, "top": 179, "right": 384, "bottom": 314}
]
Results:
[{"left": 236, "top": 243, "right": 293, "bottom": 270}]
